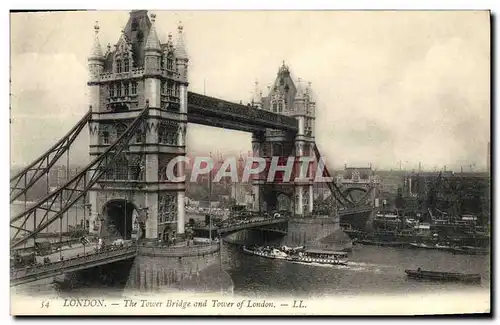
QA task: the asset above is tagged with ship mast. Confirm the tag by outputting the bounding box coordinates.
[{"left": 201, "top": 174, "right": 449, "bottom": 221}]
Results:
[{"left": 208, "top": 152, "right": 213, "bottom": 241}]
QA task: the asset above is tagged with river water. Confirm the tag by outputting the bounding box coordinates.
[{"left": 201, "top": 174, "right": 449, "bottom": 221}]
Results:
[{"left": 11, "top": 207, "right": 490, "bottom": 300}]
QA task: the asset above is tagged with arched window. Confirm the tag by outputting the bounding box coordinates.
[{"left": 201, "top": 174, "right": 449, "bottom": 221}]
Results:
[
  {"left": 124, "top": 82, "right": 129, "bottom": 96},
  {"left": 102, "top": 131, "right": 110, "bottom": 145},
  {"left": 123, "top": 58, "right": 129, "bottom": 72},
  {"left": 161, "top": 80, "right": 166, "bottom": 95},
  {"left": 114, "top": 154, "right": 129, "bottom": 180},
  {"left": 116, "top": 59, "right": 122, "bottom": 73},
  {"left": 159, "top": 194, "right": 177, "bottom": 223},
  {"left": 272, "top": 101, "right": 278, "bottom": 113},
  {"left": 166, "top": 55, "right": 174, "bottom": 71},
  {"left": 277, "top": 101, "right": 283, "bottom": 113},
  {"left": 131, "top": 82, "right": 137, "bottom": 95},
  {"left": 116, "top": 83, "right": 122, "bottom": 97},
  {"left": 116, "top": 123, "right": 127, "bottom": 139},
  {"left": 109, "top": 84, "right": 115, "bottom": 97},
  {"left": 135, "top": 128, "right": 143, "bottom": 143},
  {"left": 167, "top": 82, "right": 173, "bottom": 96}
]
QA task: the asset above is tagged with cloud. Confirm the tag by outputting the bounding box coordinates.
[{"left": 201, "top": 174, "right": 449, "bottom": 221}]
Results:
[{"left": 10, "top": 11, "right": 490, "bottom": 172}]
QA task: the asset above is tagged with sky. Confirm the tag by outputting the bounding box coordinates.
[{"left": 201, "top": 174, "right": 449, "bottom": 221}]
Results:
[{"left": 10, "top": 10, "right": 490, "bottom": 172}]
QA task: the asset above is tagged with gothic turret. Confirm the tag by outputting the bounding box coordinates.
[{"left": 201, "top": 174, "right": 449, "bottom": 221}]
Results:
[
  {"left": 88, "top": 21, "right": 104, "bottom": 80},
  {"left": 88, "top": 21, "right": 105, "bottom": 113},
  {"left": 144, "top": 13, "right": 161, "bottom": 52},
  {"left": 251, "top": 80, "right": 263, "bottom": 109},
  {"left": 144, "top": 13, "right": 161, "bottom": 76},
  {"left": 175, "top": 22, "right": 189, "bottom": 82}
]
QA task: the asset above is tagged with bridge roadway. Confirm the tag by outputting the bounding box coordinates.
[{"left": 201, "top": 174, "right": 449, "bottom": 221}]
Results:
[
  {"left": 10, "top": 245, "right": 137, "bottom": 287},
  {"left": 194, "top": 216, "right": 289, "bottom": 236},
  {"left": 338, "top": 206, "right": 373, "bottom": 216},
  {"left": 10, "top": 217, "right": 289, "bottom": 287}
]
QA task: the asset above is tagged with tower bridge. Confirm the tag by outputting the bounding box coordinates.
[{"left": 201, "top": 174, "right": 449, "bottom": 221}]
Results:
[{"left": 10, "top": 11, "right": 373, "bottom": 287}]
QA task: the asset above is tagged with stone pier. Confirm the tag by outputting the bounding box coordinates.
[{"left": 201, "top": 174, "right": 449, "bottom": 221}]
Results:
[{"left": 124, "top": 244, "right": 233, "bottom": 294}]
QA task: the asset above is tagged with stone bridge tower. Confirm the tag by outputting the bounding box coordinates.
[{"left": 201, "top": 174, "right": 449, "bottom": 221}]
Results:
[
  {"left": 251, "top": 62, "right": 316, "bottom": 216},
  {"left": 87, "top": 10, "right": 189, "bottom": 243}
]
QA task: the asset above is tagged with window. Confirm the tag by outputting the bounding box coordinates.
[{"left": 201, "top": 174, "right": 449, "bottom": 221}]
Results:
[
  {"left": 116, "top": 59, "right": 122, "bottom": 73},
  {"left": 160, "top": 56, "right": 164, "bottom": 69},
  {"left": 135, "top": 128, "right": 143, "bottom": 143},
  {"left": 102, "top": 131, "right": 110, "bottom": 145},
  {"left": 175, "top": 84, "right": 180, "bottom": 97},
  {"left": 123, "top": 59, "right": 129, "bottom": 72},
  {"left": 161, "top": 80, "right": 166, "bottom": 95},
  {"left": 158, "top": 125, "right": 177, "bottom": 145},
  {"left": 116, "top": 83, "right": 122, "bottom": 97},
  {"left": 158, "top": 194, "right": 176, "bottom": 223},
  {"left": 167, "top": 57, "right": 173, "bottom": 70},
  {"left": 167, "top": 82, "right": 173, "bottom": 96},
  {"left": 116, "top": 124, "right": 127, "bottom": 138},
  {"left": 277, "top": 101, "right": 283, "bottom": 113},
  {"left": 131, "top": 82, "right": 137, "bottom": 95},
  {"left": 166, "top": 132, "right": 174, "bottom": 145},
  {"left": 124, "top": 82, "right": 129, "bottom": 97},
  {"left": 115, "top": 163, "right": 128, "bottom": 180},
  {"left": 109, "top": 84, "right": 114, "bottom": 97},
  {"left": 272, "top": 102, "right": 277, "bottom": 113},
  {"left": 158, "top": 125, "right": 166, "bottom": 144}
]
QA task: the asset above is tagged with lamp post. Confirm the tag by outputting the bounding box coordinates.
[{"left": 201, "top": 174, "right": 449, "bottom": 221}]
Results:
[{"left": 83, "top": 203, "right": 92, "bottom": 255}]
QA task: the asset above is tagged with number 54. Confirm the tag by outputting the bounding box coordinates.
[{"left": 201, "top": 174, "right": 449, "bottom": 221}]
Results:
[{"left": 41, "top": 301, "right": 50, "bottom": 308}]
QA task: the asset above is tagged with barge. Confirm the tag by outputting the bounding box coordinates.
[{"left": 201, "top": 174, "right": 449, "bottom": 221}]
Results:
[{"left": 405, "top": 268, "right": 481, "bottom": 284}]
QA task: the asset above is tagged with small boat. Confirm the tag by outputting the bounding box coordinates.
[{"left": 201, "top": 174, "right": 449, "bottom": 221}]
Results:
[
  {"left": 242, "top": 246, "right": 348, "bottom": 266},
  {"left": 405, "top": 268, "right": 481, "bottom": 284}
]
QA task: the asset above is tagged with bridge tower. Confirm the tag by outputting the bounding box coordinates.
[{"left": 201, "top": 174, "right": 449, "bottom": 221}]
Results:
[
  {"left": 251, "top": 62, "right": 316, "bottom": 217},
  {"left": 87, "top": 11, "right": 189, "bottom": 243},
  {"left": 336, "top": 166, "right": 381, "bottom": 207}
]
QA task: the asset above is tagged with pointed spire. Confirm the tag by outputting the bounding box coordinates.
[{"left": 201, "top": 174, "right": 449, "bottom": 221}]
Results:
[
  {"left": 89, "top": 21, "right": 104, "bottom": 60},
  {"left": 252, "top": 79, "right": 262, "bottom": 104},
  {"left": 105, "top": 43, "right": 111, "bottom": 56},
  {"left": 305, "top": 81, "right": 313, "bottom": 100},
  {"left": 295, "top": 77, "right": 305, "bottom": 100},
  {"left": 175, "top": 21, "right": 188, "bottom": 60},
  {"left": 145, "top": 13, "right": 161, "bottom": 51},
  {"left": 166, "top": 32, "right": 174, "bottom": 51}
]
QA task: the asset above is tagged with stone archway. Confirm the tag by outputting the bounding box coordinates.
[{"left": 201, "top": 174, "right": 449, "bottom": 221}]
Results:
[
  {"left": 101, "top": 199, "right": 137, "bottom": 240},
  {"left": 160, "top": 224, "right": 176, "bottom": 244},
  {"left": 276, "top": 192, "right": 292, "bottom": 212}
]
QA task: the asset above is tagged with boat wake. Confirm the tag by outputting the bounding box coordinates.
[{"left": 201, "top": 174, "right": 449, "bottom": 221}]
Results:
[{"left": 287, "top": 260, "right": 390, "bottom": 274}]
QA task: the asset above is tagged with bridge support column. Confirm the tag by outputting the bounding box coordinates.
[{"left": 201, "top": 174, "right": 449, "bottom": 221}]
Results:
[
  {"left": 176, "top": 83, "right": 188, "bottom": 238},
  {"left": 145, "top": 193, "right": 158, "bottom": 241},
  {"left": 293, "top": 118, "right": 306, "bottom": 217},
  {"left": 177, "top": 191, "right": 185, "bottom": 236},
  {"left": 308, "top": 184, "right": 314, "bottom": 214},
  {"left": 295, "top": 186, "right": 304, "bottom": 216},
  {"left": 251, "top": 131, "right": 264, "bottom": 212}
]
